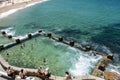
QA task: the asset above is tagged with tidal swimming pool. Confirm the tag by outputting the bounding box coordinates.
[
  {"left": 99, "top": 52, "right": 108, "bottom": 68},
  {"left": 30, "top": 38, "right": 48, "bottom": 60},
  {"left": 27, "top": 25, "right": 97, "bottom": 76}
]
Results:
[{"left": 0, "top": 36, "right": 101, "bottom": 76}]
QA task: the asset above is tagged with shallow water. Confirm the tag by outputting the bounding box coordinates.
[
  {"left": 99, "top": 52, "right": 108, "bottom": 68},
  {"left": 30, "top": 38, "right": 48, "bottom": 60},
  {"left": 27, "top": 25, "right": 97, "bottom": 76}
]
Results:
[
  {"left": 0, "top": 34, "right": 11, "bottom": 44},
  {"left": 0, "top": 36, "right": 101, "bottom": 76}
]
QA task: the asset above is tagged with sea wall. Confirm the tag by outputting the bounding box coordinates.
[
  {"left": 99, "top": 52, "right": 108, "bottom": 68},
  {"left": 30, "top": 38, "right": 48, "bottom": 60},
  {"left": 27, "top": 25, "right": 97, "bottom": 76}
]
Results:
[{"left": 0, "top": 29, "right": 92, "bottom": 52}]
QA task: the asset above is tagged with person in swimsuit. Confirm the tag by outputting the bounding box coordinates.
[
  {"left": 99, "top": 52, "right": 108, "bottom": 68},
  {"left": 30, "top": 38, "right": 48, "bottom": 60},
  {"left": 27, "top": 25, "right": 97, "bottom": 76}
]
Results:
[
  {"left": 19, "top": 69, "right": 26, "bottom": 79},
  {"left": 65, "top": 71, "right": 72, "bottom": 80}
]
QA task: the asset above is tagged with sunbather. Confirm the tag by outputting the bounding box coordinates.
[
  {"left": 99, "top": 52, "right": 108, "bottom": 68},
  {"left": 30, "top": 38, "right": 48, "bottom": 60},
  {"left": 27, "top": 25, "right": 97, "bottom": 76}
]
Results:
[
  {"left": 6, "top": 66, "right": 15, "bottom": 79},
  {"left": 19, "top": 69, "right": 26, "bottom": 79}
]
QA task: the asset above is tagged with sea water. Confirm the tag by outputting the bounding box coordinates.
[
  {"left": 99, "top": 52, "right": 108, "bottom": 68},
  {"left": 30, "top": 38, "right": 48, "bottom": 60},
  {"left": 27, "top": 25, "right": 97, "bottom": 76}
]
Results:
[{"left": 0, "top": 0, "right": 120, "bottom": 76}]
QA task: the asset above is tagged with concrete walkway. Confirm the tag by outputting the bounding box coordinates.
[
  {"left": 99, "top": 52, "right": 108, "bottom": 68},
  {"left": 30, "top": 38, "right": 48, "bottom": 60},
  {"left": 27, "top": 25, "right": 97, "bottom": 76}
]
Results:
[
  {"left": 0, "top": 63, "right": 104, "bottom": 80},
  {"left": 0, "top": 55, "right": 104, "bottom": 80},
  {"left": 0, "top": 64, "right": 42, "bottom": 80},
  {"left": 0, "top": 64, "right": 7, "bottom": 80}
]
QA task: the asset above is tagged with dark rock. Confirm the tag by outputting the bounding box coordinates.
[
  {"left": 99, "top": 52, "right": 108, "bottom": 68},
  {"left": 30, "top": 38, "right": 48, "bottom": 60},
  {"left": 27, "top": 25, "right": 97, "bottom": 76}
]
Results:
[
  {"left": 7, "top": 35, "right": 12, "bottom": 39},
  {"left": 38, "top": 29, "right": 42, "bottom": 33},
  {"left": 98, "top": 65, "right": 105, "bottom": 71},
  {"left": 85, "top": 45, "right": 91, "bottom": 51},
  {"left": 107, "top": 54, "right": 113, "bottom": 60},
  {"left": 47, "top": 33, "right": 52, "bottom": 37},
  {"left": 15, "top": 39, "right": 21, "bottom": 44},
  {"left": 28, "top": 33, "right": 32, "bottom": 39},
  {"left": 0, "top": 44, "right": 4, "bottom": 50},
  {"left": 58, "top": 37, "right": 63, "bottom": 41},
  {"left": 1, "top": 31, "right": 6, "bottom": 35},
  {"left": 69, "top": 41, "right": 74, "bottom": 46}
]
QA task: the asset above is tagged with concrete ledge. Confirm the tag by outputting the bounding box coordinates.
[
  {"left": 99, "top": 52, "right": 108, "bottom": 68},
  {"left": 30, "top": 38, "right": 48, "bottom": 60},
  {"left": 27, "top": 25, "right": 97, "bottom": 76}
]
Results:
[
  {"left": 92, "top": 56, "right": 112, "bottom": 77},
  {"left": 0, "top": 55, "right": 64, "bottom": 80},
  {"left": 104, "top": 71, "right": 120, "bottom": 80}
]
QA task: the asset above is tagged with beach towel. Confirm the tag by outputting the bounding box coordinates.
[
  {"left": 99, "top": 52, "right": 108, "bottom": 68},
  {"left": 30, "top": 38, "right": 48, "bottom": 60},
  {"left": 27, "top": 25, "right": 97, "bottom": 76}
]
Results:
[
  {"left": 0, "top": 71, "right": 7, "bottom": 76},
  {"left": 17, "top": 76, "right": 35, "bottom": 80},
  {"left": 0, "top": 71, "right": 12, "bottom": 79}
]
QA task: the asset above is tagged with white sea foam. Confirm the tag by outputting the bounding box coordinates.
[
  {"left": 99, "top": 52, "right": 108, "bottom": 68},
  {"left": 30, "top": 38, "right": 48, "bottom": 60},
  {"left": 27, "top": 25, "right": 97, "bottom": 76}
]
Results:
[
  {"left": 69, "top": 51, "right": 102, "bottom": 76},
  {"left": 0, "top": 0, "right": 48, "bottom": 19},
  {"left": 0, "top": 9, "right": 18, "bottom": 19},
  {"left": 91, "top": 43, "right": 111, "bottom": 54},
  {"left": 26, "top": 0, "right": 48, "bottom": 7},
  {"left": 13, "top": 35, "right": 27, "bottom": 40},
  {"left": 53, "top": 40, "right": 102, "bottom": 76},
  {"left": 106, "top": 64, "right": 120, "bottom": 74},
  {"left": 1, "top": 27, "right": 15, "bottom": 36}
]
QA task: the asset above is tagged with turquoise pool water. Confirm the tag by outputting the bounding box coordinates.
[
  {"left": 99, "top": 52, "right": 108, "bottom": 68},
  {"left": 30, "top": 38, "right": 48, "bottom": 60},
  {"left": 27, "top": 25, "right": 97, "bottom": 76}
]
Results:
[{"left": 1, "top": 36, "right": 101, "bottom": 76}]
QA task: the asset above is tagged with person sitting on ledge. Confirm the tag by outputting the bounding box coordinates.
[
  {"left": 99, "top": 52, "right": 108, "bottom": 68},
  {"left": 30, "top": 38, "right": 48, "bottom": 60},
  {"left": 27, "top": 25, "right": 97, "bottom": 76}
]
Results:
[
  {"left": 43, "top": 68, "right": 51, "bottom": 78},
  {"left": 37, "top": 66, "right": 44, "bottom": 75},
  {"left": 6, "top": 66, "right": 15, "bottom": 79},
  {"left": 36, "top": 67, "right": 50, "bottom": 80},
  {"left": 19, "top": 69, "right": 26, "bottom": 79},
  {"left": 65, "top": 71, "right": 72, "bottom": 80}
]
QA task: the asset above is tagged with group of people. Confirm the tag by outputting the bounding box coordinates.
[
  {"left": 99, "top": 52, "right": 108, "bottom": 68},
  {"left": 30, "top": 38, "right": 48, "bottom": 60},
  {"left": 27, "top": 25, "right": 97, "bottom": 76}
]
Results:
[
  {"left": 6, "top": 66, "right": 26, "bottom": 79},
  {"left": 6, "top": 66, "right": 72, "bottom": 80},
  {"left": 37, "top": 66, "right": 73, "bottom": 80}
]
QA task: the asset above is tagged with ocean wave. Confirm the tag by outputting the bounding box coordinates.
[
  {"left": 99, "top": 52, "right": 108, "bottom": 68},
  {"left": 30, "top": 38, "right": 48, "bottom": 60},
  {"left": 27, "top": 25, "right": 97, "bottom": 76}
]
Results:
[
  {"left": 68, "top": 50, "right": 102, "bottom": 76},
  {"left": 0, "top": 0, "right": 48, "bottom": 19},
  {"left": 0, "top": 9, "right": 18, "bottom": 19},
  {"left": 106, "top": 64, "right": 120, "bottom": 74},
  {"left": 52, "top": 38, "right": 103, "bottom": 76},
  {"left": 69, "top": 51, "right": 102, "bottom": 76},
  {"left": 13, "top": 35, "right": 27, "bottom": 40},
  {"left": 26, "top": 0, "right": 48, "bottom": 7},
  {"left": 91, "top": 43, "right": 111, "bottom": 54},
  {"left": 1, "top": 27, "right": 15, "bottom": 36}
]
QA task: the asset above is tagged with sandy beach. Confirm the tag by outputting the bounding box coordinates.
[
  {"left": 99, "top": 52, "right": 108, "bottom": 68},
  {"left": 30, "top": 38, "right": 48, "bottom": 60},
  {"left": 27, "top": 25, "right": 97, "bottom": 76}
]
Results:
[
  {"left": 0, "top": 0, "right": 47, "bottom": 13},
  {"left": 0, "top": 0, "right": 47, "bottom": 19}
]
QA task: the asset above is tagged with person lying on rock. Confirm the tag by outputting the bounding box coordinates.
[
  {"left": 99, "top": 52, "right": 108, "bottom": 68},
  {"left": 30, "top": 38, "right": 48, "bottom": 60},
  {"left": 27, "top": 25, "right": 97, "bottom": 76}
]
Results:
[{"left": 6, "top": 66, "right": 15, "bottom": 79}]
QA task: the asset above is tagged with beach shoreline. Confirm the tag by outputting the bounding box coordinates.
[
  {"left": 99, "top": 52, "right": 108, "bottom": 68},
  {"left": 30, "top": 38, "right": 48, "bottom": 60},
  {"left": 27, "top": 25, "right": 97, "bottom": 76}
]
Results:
[{"left": 0, "top": 0, "right": 48, "bottom": 19}]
